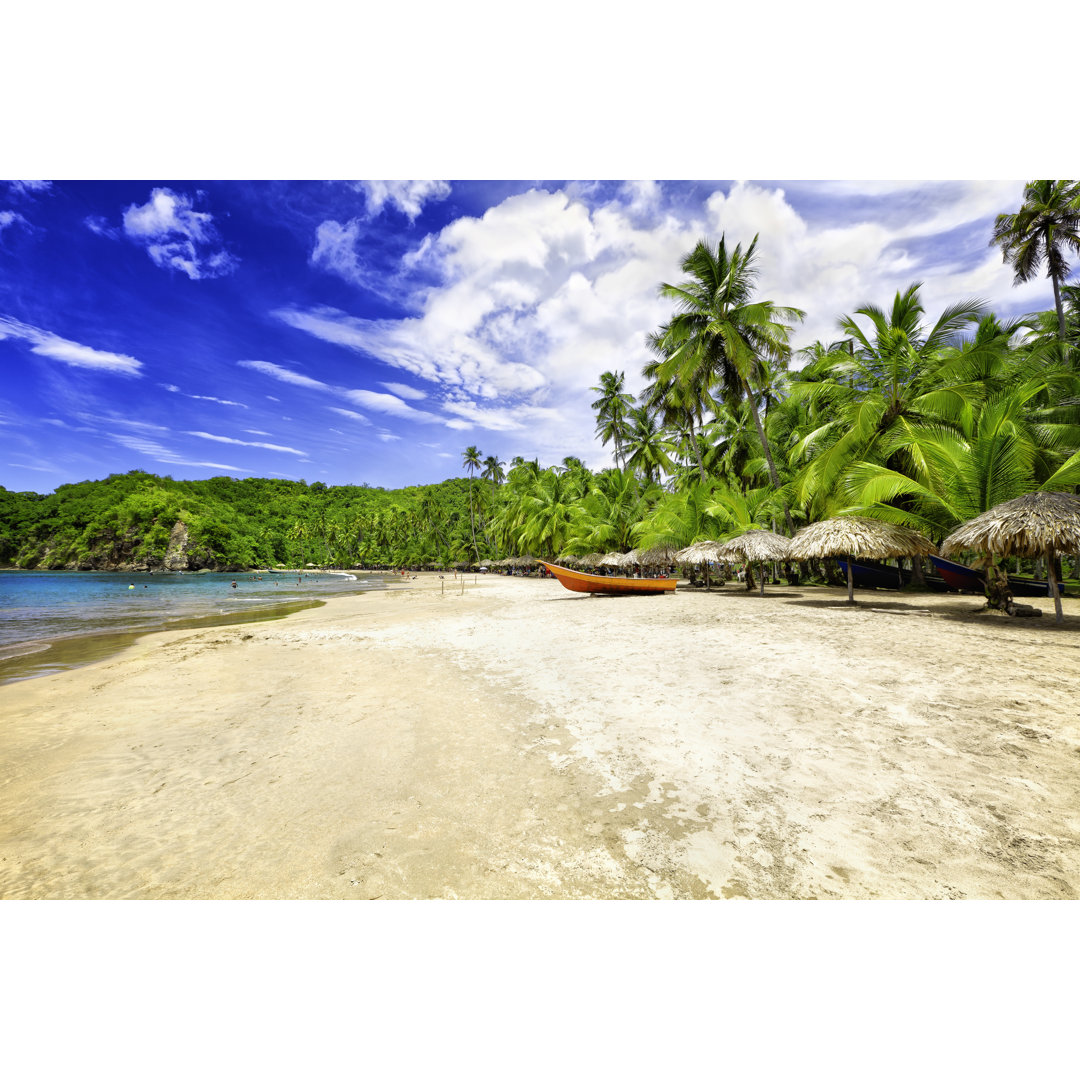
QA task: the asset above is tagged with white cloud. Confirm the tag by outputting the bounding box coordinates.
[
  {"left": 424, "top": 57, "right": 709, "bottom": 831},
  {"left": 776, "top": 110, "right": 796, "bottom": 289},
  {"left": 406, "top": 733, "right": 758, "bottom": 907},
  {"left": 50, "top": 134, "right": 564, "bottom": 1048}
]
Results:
[
  {"left": 0, "top": 315, "right": 143, "bottom": 375},
  {"left": 380, "top": 381, "right": 427, "bottom": 400},
  {"left": 84, "top": 215, "right": 119, "bottom": 239},
  {"left": 376, "top": 432, "right": 401, "bottom": 442},
  {"left": 107, "top": 432, "right": 246, "bottom": 472},
  {"left": 122, "top": 188, "right": 237, "bottom": 280},
  {"left": 161, "top": 383, "right": 248, "bottom": 407},
  {"left": 238, "top": 359, "right": 330, "bottom": 391},
  {"left": 7, "top": 180, "right": 51, "bottom": 195},
  {"left": 185, "top": 431, "right": 307, "bottom": 456},
  {"left": 0, "top": 210, "right": 30, "bottom": 237},
  {"left": 340, "top": 388, "right": 440, "bottom": 422},
  {"left": 351, "top": 180, "right": 451, "bottom": 221},
  {"left": 274, "top": 180, "right": 1066, "bottom": 468},
  {"left": 327, "top": 407, "right": 371, "bottom": 425}
]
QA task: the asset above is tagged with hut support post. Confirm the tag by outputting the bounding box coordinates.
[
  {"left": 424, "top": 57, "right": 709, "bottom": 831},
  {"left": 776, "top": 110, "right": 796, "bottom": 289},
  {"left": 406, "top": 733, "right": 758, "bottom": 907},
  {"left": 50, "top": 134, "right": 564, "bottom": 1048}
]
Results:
[
  {"left": 759, "top": 563, "right": 765, "bottom": 597},
  {"left": 1048, "top": 545, "right": 1063, "bottom": 623},
  {"left": 846, "top": 560, "right": 855, "bottom": 603}
]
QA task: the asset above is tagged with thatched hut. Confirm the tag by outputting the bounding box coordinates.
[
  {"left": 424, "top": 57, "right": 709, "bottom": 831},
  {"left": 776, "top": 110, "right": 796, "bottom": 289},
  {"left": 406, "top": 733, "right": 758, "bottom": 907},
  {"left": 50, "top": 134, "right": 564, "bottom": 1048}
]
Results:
[
  {"left": 788, "top": 516, "right": 937, "bottom": 604},
  {"left": 942, "top": 491, "right": 1080, "bottom": 623},
  {"left": 716, "top": 530, "right": 792, "bottom": 596}
]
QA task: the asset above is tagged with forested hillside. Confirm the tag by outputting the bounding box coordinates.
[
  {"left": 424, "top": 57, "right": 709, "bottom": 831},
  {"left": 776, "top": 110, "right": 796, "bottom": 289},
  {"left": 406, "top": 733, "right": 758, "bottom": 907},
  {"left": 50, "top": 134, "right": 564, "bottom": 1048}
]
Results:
[{"left": 0, "top": 471, "right": 478, "bottom": 571}]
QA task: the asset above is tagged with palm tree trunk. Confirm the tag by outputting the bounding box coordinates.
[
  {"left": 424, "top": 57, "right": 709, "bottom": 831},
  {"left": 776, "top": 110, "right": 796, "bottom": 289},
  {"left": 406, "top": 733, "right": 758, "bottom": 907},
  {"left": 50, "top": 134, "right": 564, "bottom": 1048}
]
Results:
[
  {"left": 686, "top": 416, "right": 706, "bottom": 482},
  {"left": 743, "top": 381, "right": 795, "bottom": 534},
  {"left": 1053, "top": 271, "right": 1067, "bottom": 342},
  {"left": 468, "top": 483, "right": 477, "bottom": 558}
]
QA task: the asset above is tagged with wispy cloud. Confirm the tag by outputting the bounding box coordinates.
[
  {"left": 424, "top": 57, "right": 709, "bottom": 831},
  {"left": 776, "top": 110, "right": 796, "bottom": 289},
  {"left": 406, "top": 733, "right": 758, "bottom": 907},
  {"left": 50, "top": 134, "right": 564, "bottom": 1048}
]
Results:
[
  {"left": 0, "top": 315, "right": 143, "bottom": 375},
  {"left": 121, "top": 188, "right": 238, "bottom": 280},
  {"left": 350, "top": 180, "right": 451, "bottom": 221},
  {"left": 380, "top": 381, "right": 427, "bottom": 400},
  {"left": 184, "top": 431, "right": 307, "bottom": 456},
  {"left": 6, "top": 181, "right": 52, "bottom": 196},
  {"left": 340, "top": 388, "right": 439, "bottom": 422},
  {"left": 161, "top": 383, "right": 248, "bottom": 407},
  {"left": 0, "top": 210, "right": 31, "bottom": 238},
  {"left": 328, "top": 407, "right": 371, "bottom": 425},
  {"left": 107, "top": 432, "right": 246, "bottom": 472},
  {"left": 242, "top": 357, "right": 444, "bottom": 426},
  {"left": 238, "top": 359, "right": 329, "bottom": 391}
]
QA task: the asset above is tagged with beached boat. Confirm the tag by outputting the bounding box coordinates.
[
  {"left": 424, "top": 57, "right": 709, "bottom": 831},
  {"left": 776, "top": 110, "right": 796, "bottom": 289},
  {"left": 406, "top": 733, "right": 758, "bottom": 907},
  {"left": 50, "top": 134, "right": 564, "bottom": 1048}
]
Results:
[
  {"left": 839, "top": 559, "right": 949, "bottom": 592},
  {"left": 928, "top": 555, "right": 1059, "bottom": 597},
  {"left": 537, "top": 560, "right": 677, "bottom": 595}
]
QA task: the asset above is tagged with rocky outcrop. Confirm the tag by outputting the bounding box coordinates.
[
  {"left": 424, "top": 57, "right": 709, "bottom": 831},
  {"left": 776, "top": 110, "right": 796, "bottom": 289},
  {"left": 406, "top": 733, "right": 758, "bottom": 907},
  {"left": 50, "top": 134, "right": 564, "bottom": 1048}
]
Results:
[{"left": 163, "top": 520, "right": 191, "bottom": 570}]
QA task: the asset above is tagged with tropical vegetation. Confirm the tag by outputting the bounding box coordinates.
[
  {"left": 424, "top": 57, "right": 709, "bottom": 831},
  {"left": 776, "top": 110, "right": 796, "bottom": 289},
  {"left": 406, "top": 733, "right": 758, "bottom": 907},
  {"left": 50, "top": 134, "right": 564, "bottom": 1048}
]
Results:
[{"left": 3, "top": 182, "right": 1079, "bottom": 579}]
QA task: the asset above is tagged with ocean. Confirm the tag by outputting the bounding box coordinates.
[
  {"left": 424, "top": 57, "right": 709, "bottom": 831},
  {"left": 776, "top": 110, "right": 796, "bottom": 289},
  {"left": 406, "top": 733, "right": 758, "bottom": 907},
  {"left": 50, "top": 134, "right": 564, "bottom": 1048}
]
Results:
[{"left": 0, "top": 569, "right": 388, "bottom": 683}]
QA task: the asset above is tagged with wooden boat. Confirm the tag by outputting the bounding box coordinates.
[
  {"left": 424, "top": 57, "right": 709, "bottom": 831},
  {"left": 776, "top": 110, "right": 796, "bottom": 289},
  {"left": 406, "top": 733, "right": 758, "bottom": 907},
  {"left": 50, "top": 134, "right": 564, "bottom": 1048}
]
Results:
[
  {"left": 537, "top": 560, "right": 677, "bottom": 595},
  {"left": 928, "top": 555, "right": 1060, "bottom": 597},
  {"left": 839, "top": 559, "right": 949, "bottom": 592}
]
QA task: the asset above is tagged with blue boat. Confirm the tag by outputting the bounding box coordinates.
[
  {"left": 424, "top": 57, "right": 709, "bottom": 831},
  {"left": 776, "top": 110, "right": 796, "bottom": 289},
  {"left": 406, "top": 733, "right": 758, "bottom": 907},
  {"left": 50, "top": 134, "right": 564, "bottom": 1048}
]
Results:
[
  {"left": 838, "top": 560, "right": 949, "bottom": 592},
  {"left": 928, "top": 555, "right": 1059, "bottom": 597}
]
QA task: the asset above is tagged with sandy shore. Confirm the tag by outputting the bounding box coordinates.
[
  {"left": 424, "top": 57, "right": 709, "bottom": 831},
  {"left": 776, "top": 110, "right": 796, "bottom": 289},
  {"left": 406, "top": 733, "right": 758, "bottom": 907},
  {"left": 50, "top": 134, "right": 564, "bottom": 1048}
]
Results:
[{"left": 2, "top": 572, "right": 1079, "bottom": 899}]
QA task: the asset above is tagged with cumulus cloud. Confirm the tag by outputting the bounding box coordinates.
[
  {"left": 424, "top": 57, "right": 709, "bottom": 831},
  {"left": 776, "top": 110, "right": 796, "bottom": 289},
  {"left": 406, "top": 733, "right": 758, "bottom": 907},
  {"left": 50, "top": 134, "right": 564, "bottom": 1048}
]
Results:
[
  {"left": 0, "top": 315, "right": 143, "bottom": 375},
  {"left": 351, "top": 180, "right": 451, "bottom": 221},
  {"left": 122, "top": 188, "right": 238, "bottom": 280}
]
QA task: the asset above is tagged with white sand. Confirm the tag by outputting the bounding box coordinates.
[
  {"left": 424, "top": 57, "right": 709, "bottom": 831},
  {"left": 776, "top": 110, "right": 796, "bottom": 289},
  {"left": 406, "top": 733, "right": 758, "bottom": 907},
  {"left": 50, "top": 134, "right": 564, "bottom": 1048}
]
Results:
[{"left": 2, "top": 573, "right": 1078, "bottom": 898}]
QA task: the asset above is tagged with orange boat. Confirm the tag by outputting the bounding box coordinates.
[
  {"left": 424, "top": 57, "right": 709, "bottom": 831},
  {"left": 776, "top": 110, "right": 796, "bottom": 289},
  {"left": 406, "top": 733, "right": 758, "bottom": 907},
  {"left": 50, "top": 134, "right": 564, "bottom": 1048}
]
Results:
[{"left": 537, "top": 560, "right": 677, "bottom": 596}]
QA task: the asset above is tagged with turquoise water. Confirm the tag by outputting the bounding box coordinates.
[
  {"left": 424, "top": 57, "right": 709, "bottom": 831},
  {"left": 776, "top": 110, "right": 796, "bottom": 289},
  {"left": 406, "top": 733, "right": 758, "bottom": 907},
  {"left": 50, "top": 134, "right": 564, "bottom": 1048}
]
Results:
[{"left": 0, "top": 569, "right": 386, "bottom": 682}]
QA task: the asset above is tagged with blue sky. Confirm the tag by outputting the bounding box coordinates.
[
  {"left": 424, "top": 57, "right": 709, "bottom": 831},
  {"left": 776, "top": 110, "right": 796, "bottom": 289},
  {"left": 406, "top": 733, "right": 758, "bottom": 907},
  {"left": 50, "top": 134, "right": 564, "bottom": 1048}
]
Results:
[{"left": 0, "top": 178, "right": 1067, "bottom": 494}]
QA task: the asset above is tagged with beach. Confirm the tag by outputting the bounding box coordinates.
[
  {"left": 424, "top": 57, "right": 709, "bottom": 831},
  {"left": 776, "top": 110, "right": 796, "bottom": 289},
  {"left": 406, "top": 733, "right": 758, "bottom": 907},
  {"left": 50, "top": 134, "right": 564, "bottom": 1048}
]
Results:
[{"left": 2, "top": 572, "right": 1079, "bottom": 899}]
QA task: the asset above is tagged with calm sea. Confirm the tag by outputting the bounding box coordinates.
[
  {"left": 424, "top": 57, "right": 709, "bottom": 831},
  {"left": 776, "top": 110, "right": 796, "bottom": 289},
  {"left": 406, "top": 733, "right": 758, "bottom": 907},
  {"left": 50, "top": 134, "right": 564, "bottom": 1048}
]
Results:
[{"left": 0, "top": 569, "right": 387, "bottom": 684}]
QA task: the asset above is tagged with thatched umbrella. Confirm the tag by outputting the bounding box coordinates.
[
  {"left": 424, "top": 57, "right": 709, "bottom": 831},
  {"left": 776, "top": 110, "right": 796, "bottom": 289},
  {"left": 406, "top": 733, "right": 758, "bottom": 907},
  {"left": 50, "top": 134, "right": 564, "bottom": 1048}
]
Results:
[
  {"left": 579, "top": 552, "right": 604, "bottom": 568},
  {"left": 676, "top": 540, "right": 723, "bottom": 587},
  {"left": 942, "top": 491, "right": 1080, "bottom": 623},
  {"left": 716, "top": 530, "right": 792, "bottom": 596},
  {"left": 788, "top": 516, "right": 937, "bottom": 604},
  {"left": 599, "top": 552, "right": 628, "bottom": 569},
  {"left": 638, "top": 544, "right": 676, "bottom": 569}
]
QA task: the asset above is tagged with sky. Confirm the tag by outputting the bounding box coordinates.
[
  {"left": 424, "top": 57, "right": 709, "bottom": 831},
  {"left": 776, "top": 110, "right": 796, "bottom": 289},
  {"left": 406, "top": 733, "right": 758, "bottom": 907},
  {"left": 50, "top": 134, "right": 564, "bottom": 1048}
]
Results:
[{"left": 1, "top": 178, "right": 1068, "bottom": 495}]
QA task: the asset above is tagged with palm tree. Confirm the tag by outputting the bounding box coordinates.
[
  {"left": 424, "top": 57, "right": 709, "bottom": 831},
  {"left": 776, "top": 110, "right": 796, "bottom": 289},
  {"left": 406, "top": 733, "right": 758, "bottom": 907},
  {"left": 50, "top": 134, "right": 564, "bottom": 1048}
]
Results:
[
  {"left": 787, "top": 283, "right": 986, "bottom": 521},
  {"left": 623, "top": 405, "right": 676, "bottom": 484},
  {"left": 654, "top": 235, "right": 804, "bottom": 530},
  {"left": 590, "top": 370, "right": 634, "bottom": 469},
  {"left": 642, "top": 326, "right": 716, "bottom": 483},
  {"left": 991, "top": 180, "right": 1080, "bottom": 343},
  {"left": 462, "top": 445, "right": 482, "bottom": 560}
]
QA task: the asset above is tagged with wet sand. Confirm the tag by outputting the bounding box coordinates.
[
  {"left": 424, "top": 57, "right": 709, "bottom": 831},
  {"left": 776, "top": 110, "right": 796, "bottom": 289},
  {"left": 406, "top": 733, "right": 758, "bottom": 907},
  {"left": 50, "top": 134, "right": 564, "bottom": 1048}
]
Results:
[{"left": 2, "top": 572, "right": 1078, "bottom": 898}]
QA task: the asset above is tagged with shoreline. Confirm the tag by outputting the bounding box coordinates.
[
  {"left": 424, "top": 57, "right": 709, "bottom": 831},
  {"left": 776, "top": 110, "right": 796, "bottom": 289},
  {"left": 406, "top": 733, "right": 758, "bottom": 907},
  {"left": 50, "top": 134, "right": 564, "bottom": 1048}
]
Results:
[
  {"left": 2, "top": 573, "right": 1078, "bottom": 899},
  {"left": 0, "top": 568, "right": 404, "bottom": 685}
]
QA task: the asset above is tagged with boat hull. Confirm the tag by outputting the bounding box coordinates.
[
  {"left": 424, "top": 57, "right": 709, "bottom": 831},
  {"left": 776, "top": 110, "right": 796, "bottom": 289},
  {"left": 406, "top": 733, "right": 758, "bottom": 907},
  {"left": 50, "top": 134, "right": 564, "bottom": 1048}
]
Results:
[
  {"left": 928, "top": 556, "right": 1059, "bottom": 597},
  {"left": 537, "top": 560, "right": 677, "bottom": 595},
  {"left": 838, "top": 560, "right": 949, "bottom": 592}
]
